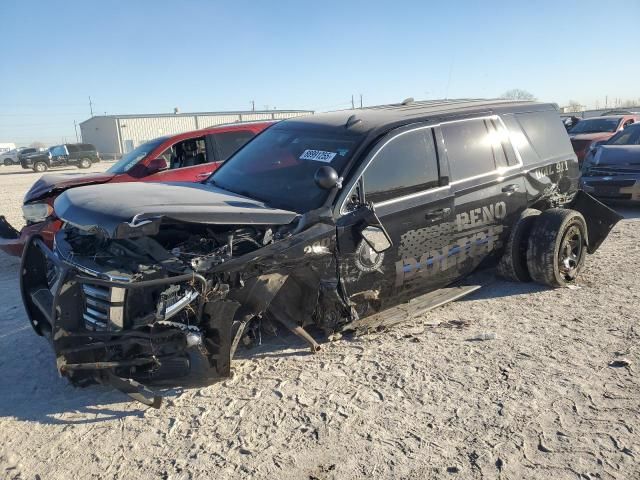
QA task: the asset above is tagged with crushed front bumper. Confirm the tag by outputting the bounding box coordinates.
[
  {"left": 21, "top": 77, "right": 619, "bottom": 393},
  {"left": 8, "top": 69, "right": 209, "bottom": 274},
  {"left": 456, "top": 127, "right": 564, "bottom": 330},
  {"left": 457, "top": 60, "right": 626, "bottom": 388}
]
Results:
[
  {"left": 0, "top": 216, "right": 62, "bottom": 257},
  {"left": 20, "top": 235, "right": 215, "bottom": 407}
]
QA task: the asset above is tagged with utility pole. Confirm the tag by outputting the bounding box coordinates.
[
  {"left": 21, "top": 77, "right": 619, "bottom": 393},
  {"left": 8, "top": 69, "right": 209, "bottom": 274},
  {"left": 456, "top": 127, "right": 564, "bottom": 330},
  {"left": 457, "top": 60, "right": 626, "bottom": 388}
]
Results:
[
  {"left": 89, "top": 96, "right": 94, "bottom": 117},
  {"left": 605, "top": 95, "right": 608, "bottom": 109},
  {"left": 74, "top": 120, "right": 79, "bottom": 142},
  {"left": 251, "top": 100, "right": 255, "bottom": 111},
  {"left": 351, "top": 95, "right": 355, "bottom": 109},
  {"left": 359, "top": 94, "right": 363, "bottom": 109}
]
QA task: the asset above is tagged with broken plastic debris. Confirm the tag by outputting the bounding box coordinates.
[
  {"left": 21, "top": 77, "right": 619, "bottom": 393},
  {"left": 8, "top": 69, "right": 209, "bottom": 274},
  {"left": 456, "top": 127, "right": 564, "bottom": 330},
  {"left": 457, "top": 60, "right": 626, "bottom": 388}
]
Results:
[{"left": 471, "top": 332, "right": 497, "bottom": 341}]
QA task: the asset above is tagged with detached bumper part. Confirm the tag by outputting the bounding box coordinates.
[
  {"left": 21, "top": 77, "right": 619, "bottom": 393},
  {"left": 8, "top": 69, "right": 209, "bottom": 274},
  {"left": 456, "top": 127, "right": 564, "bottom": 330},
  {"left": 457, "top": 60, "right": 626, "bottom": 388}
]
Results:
[{"left": 0, "top": 216, "right": 62, "bottom": 257}]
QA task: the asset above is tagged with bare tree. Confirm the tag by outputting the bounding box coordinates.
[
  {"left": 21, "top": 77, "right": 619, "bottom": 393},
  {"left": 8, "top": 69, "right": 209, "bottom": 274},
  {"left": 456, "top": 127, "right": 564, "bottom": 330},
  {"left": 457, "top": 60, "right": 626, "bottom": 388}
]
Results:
[
  {"left": 567, "top": 100, "right": 583, "bottom": 112},
  {"left": 621, "top": 99, "right": 637, "bottom": 108},
  {"left": 500, "top": 89, "right": 536, "bottom": 101},
  {"left": 29, "top": 141, "right": 46, "bottom": 149}
]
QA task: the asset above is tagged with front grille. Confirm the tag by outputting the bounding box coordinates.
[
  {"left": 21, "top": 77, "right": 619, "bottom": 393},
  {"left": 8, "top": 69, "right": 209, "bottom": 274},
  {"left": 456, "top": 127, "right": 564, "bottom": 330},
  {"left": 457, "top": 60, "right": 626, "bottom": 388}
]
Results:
[{"left": 82, "top": 283, "right": 126, "bottom": 331}]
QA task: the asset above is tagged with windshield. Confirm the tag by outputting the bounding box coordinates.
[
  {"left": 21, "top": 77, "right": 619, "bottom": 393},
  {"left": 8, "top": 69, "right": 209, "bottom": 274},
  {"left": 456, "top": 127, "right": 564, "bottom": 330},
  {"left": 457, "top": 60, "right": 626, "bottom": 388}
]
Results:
[
  {"left": 107, "top": 137, "right": 168, "bottom": 174},
  {"left": 208, "top": 125, "right": 363, "bottom": 212},
  {"left": 569, "top": 118, "right": 621, "bottom": 134},
  {"left": 607, "top": 124, "right": 640, "bottom": 146}
]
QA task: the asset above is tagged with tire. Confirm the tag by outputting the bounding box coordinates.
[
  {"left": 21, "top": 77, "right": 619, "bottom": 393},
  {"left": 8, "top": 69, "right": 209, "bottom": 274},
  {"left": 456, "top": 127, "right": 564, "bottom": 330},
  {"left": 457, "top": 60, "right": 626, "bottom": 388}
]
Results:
[
  {"left": 526, "top": 208, "right": 588, "bottom": 288},
  {"left": 33, "top": 161, "right": 48, "bottom": 173},
  {"left": 79, "top": 158, "right": 91, "bottom": 169},
  {"left": 497, "top": 208, "right": 541, "bottom": 282},
  {"left": 3, "top": 159, "right": 12, "bottom": 166}
]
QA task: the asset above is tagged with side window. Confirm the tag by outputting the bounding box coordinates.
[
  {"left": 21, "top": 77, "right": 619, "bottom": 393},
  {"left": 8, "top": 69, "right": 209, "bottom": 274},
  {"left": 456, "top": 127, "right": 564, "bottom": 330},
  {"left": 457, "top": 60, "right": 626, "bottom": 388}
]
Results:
[
  {"left": 623, "top": 119, "right": 634, "bottom": 128},
  {"left": 441, "top": 119, "right": 496, "bottom": 181},
  {"left": 487, "top": 119, "right": 519, "bottom": 167},
  {"left": 168, "top": 138, "right": 207, "bottom": 169},
  {"left": 66, "top": 144, "right": 79, "bottom": 153},
  {"left": 212, "top": 130, "right": 256, "bottom": 161},
  {"left": 363, "top": 128, "right": 439, "bottom": 204}
]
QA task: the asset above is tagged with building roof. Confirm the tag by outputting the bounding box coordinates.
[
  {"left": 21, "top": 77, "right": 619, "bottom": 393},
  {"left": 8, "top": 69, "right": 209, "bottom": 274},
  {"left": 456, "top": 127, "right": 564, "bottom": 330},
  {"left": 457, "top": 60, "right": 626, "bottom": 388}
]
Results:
[{"left": 79, "top": 109, "right": 313, "bottom": 126}]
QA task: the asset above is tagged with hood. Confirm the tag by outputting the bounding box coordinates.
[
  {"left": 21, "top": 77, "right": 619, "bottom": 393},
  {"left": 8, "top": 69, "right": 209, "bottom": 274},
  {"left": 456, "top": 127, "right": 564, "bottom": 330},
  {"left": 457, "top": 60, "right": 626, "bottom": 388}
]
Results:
[
  {"left": 54, "top": 181, "right": 298, "bottom": 238},
  {"left": 24, "top": 172, "right": 115, "bottom": 203},
  {"left": 589, "top": 145, "right": 640, "bottom": 169},
  {"left": 570, "top": 132, "right": 613, "bottom": 142}
]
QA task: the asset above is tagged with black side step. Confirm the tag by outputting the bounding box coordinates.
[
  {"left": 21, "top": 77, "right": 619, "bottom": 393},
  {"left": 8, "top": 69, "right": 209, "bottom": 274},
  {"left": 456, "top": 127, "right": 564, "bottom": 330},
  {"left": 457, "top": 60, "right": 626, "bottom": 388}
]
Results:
[{"left": 342, "top": 284, "right": 481, "bottom": 334}]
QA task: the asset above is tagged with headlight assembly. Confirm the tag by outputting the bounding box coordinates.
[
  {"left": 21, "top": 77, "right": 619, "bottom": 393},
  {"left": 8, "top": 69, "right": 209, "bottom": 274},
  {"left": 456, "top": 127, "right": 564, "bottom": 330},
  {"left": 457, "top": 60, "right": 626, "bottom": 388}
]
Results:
[{"left": 22, "top": 203, "right": 53, "bottom": 223}]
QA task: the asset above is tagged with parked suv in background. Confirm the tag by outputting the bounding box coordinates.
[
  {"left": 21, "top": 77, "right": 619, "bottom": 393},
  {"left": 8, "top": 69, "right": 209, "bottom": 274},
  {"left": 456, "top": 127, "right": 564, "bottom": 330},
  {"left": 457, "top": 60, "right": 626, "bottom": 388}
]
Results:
[
  {"left": 0, "top": 121, "right": 274, "bottom": 256},
  {"left": 568, "top": 115, "right": 639, "bottom": 164},
  {"left": 3, "top": 147, "right": 31, "bottom": 166},
  {"left": 20, "top": 143, "right": 100, "bottom": 172},
  {"left": 581, "top": 122, "right": 640, "bottom": 202},
  {"left": 18, "top": 99, "right": 621, "bottom": 406}
]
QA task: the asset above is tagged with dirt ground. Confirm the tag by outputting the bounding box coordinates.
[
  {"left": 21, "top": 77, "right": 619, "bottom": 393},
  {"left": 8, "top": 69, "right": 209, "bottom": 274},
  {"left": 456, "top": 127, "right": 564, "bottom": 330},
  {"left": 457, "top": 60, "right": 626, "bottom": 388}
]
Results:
[{"left": 0, "top": 164, "right": 638, "bottom": 480}]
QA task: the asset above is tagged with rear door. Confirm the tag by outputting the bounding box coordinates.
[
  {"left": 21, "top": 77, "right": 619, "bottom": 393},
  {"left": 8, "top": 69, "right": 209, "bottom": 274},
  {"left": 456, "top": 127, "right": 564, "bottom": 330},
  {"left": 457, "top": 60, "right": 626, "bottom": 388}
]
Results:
[
  {"left": 440, "top": 116, "right": 527, "bottom": 279},
  {"left": 336, "top": 125, "right": 455, "bottom": 318},
  {"left": 50, "top": 145, "right": 70, "bottom": 166}
]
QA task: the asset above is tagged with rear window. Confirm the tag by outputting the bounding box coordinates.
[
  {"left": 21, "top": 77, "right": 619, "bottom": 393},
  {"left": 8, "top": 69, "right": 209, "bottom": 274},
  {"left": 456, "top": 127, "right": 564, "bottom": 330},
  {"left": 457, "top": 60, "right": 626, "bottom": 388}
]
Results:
[
  {"left": 79, "top": 143, "right": 96, "bottom": 151},
  {"left": 608, "top": 124, "right": 640, "bottom": 145},
  {"left": 211, "top": 130, "right": 255, "bottom": 161},
  {"left": 504, "top": 110, "right": 574, "bottom": 165}
]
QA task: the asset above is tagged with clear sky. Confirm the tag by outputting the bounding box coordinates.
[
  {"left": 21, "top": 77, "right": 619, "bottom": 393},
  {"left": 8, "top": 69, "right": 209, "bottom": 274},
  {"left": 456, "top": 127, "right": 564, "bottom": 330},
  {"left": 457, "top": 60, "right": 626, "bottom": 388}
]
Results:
[{"left": 1, "top": 0, "right": 639, "bottom": 146}]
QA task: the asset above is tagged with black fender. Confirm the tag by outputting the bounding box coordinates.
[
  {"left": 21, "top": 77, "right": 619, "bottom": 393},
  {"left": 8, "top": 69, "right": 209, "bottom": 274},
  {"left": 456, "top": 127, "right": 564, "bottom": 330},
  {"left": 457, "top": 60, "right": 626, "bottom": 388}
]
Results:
[{"left": 568, "top": 190, "right": 623, "bottom": 254}]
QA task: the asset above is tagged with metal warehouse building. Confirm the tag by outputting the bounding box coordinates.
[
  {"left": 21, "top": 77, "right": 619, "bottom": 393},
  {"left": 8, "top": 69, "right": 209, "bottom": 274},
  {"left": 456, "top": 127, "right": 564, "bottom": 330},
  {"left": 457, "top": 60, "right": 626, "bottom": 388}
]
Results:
[{"left": 79, "top": 109, "right": 314, "bottom": 158}]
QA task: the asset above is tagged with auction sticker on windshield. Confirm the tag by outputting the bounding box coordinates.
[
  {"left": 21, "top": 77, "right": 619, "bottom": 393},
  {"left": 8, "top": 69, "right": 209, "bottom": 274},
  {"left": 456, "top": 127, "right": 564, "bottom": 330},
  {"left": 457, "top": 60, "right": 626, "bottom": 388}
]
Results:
[{"left": 300, "top": 149, "right": 337, "bottom": 162}]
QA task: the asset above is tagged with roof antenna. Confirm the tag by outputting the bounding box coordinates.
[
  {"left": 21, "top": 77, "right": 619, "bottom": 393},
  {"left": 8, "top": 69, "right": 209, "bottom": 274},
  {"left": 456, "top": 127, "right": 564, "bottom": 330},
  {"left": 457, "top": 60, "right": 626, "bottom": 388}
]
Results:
[
  {"left": 345, "top": 114, "right": 361, "bottom": 128},
  {"left": 401, "top": 97, "right": 414, "bottom": 105}
]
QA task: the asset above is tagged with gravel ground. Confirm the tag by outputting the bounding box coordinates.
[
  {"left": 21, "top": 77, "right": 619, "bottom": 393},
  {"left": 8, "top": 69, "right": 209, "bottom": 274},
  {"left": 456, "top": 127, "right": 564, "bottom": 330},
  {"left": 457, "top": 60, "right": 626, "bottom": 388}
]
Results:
[{"left": 0, "top": 165, "right": 638, "bottom": 480}]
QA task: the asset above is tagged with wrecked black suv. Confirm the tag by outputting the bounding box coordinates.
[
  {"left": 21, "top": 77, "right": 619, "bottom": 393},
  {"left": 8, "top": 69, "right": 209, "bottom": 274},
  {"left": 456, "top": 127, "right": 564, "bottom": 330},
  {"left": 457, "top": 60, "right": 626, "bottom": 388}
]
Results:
[{"left": 21, "top": 99, "right": 621, "bottom": 406}]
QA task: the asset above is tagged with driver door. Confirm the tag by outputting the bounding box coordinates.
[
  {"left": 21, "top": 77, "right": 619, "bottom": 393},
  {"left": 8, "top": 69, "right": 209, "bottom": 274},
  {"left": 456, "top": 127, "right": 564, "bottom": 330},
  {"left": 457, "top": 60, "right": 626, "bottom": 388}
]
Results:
[{"left": 336, "top": 126, "right": 455, "bottom": 318}]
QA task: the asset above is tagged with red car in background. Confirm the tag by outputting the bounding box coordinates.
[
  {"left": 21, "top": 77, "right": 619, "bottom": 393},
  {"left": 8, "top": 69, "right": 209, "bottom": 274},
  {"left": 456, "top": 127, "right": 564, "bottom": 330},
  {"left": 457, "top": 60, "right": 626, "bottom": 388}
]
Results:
[
  {"left": 0, "top": 121, "right": 274, "bottom": 256},
  {"left": 568, "top": 115, "right": 639, "bottom": 164}
]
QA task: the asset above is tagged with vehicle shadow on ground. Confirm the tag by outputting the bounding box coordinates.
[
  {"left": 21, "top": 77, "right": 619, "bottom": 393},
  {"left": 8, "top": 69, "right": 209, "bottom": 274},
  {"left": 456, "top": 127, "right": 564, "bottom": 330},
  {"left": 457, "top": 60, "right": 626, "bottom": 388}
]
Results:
[
  {"left": 0, "top": 167, "right": 80, "bottom": 176},
  {"left": 0, "top": 316, "right": 318, "bottom": 425}
]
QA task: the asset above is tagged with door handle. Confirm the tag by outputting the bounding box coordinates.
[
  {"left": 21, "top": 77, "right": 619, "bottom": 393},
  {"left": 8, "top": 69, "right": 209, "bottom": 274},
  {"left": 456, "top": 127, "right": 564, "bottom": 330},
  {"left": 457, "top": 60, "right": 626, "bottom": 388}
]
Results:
[
  {"left": 196, "top": 171, "right": 213, "bottom": 178},
  {"left": 501, "top": 184, "right": 519, "bottom": 194},
  {"left": 425, "top": 207, "right": 451, "bottom": 220}
]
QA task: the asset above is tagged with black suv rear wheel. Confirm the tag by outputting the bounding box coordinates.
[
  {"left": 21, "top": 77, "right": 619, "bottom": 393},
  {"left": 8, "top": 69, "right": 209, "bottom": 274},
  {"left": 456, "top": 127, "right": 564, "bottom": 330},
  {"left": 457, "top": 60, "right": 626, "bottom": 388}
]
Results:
[
  {"left": 526, "top": 208, "right": 587, "bottom": 287},
  {"left": 497, "top": 208, "right": 541, "bottom": 282},
  {"left": 79, "top": 158, "right": 91, "bottom": 169}
]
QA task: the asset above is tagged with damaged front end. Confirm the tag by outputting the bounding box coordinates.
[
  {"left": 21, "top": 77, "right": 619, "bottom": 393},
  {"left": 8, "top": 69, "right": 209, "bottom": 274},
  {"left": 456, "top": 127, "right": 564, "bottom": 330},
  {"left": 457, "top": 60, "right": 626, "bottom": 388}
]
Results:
[{"left": 21, "top": 211, "right": 348, "bottom": 406}]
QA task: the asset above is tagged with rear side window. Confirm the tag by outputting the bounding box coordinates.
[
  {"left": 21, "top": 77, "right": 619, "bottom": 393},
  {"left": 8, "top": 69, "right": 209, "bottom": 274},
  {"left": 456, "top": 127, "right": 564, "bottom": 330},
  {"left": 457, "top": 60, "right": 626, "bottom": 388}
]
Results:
[
  {"left": 441, "top": 119, "right": 497, "bottom": 181},
  {"left": 212, "top": 130, "right": 256, "bottom": 161},
  {"left": 79, "top": 143, "right": 96, "bottom": 151},
  {"left": 66, "top": 144, "right": 79, "bottom": 153},
  {"left": 512, "top": 110, "right": 574, "bottom": 163},
  {"left": 363, "top": 128, "right": 439, "bottom": 203}
]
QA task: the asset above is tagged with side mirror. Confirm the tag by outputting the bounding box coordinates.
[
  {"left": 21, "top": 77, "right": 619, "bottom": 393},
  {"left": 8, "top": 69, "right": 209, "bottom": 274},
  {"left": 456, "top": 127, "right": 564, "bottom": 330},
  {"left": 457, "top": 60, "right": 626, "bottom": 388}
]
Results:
[
  {"left": 360, "top": 225, "right": 392, "bottom": 253},
  {"left": 314, "top": 166, "right": 340, "bottom": 190},
  {"left": 147, "top": 157, "right": 168, "bottom": 173}
]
